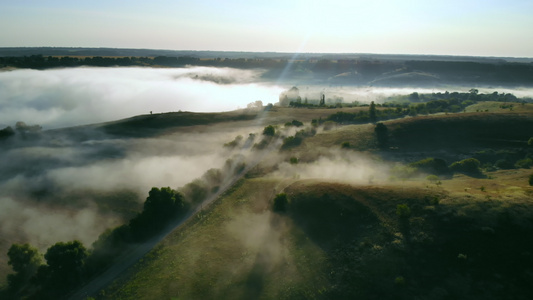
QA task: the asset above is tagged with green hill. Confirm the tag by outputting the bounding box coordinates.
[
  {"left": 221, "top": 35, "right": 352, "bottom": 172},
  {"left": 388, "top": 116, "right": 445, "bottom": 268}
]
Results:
[
  {"left": 3, "top": 104, "right": 533, "bottom": 299},
  {"left": 102, "top": 177, "right": 533, "bottom": 300}
]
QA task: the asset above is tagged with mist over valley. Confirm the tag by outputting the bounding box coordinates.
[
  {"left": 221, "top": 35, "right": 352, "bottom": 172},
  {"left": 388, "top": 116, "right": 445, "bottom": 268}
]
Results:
[{"left": 1, "top": 49, "right": 533, "bottom": 300}]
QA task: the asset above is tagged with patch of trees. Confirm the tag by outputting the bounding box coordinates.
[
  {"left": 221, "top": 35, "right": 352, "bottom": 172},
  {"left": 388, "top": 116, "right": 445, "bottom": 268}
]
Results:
[
  {"left": 3, "top": 54, "right": 533, "bottom": 88},
  {"left": 4, "top": 186, "right": 190, "bottom": 298},
  {"left": 0, "top": 126, "right": 15, "bottom": 139},
  {"left": 280, "top": 128, "right": 316, "bottom": 151},
  {"left": 326, "top": 105, "right": 411, "bottom": 125},
  {"left": 0, "top": 55, "right": 289, "bottom": 70},
  {"left": 473, "top": 148, "right": 533, "bottom": 171},
  {"left": 393, "top": 157, "right": 483, "bottom": 179},
  {"left": 284, "top": 119, "right": 303, "bottom": 127},
  {"left": 450, "top": 158, "right": 483, "bottom": 177},
  {"left": 0, "top": 122, "right": 42, "bottom": 141},
  {"left": 385, "top": 90, "right": 523, "bottom": 107},
  {"left": 262, "top": 125, "right": 276, "bottom": 137}
]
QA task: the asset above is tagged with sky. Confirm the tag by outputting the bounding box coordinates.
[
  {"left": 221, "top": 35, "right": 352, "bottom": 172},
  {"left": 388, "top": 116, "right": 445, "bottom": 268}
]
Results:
[{"left": 0, "top": 0, "right": 532, "bottom": 57}]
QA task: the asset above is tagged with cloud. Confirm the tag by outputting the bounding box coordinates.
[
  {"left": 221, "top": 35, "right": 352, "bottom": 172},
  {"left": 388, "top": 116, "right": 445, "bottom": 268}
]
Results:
[
  {"left": 0, "top": 197, "right": 119, "bottom": 250},
  {"left": 272, "top": 150, "right": 390, "bottom": 184}
]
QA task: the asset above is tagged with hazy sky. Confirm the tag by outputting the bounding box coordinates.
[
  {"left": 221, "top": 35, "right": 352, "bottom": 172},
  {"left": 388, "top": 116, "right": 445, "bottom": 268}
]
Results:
[{"left": 1, "top": 0, "right": 532, "bottom": 57}]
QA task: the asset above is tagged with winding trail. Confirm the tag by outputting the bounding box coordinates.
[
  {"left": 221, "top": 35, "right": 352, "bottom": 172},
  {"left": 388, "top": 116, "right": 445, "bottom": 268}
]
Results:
[{"left": 68, "top": 139, "right": 282, "bottom": 300}]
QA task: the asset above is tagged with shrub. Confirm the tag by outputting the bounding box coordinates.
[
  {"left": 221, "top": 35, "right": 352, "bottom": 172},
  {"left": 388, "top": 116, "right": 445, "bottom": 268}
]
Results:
[
  {"left": 223, "top": 135, "right": 243, "bottom": 149},
  {"left": 410, "top": 158, "right": 450, "bottom": 175},
  {"left": 396, "top": 204, "right": 411, "bottom": 219},
  {"left": 426, "top": 175, "right": 440, "bottom": 184},
  {"left": 280, "top": 135, "right": 303, "bottom": 151},
  {"left": 495, "top": 159, "right": 515, "bottom": 170},
  {"left": 515, "top": 158, "right": 533, "bottom": 169},
  {"left": 252, "top": 139, "right": 269, "bottom": 150},
  {"left": 341, "top": 141, "right": 351, "bottom": 149},
  {"left": 529, "top": 173, "right": 533, "bottom": 186},
  {"left": 450, "top": 158, "right": 482, "bottom": 176},
  {"left": 262, "top": 125, "right": 275, "bottom": 136},
  {"left": 290, "top": 119, "right": 303, "bottom": 127}
]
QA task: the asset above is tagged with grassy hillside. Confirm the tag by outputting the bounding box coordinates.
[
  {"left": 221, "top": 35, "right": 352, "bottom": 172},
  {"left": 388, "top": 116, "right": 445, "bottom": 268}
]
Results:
[
  {"left": 3, "top": 102, "right": 533, "bottom": 299},
  {"left": 103, "top": 178, "right": 330, "bottom": 300},
  {"left": 96, "top": 107, "right": 533, "bottom": 300},
  {"left": 102, "top": 175, "right": 533, "bottom": 299}
]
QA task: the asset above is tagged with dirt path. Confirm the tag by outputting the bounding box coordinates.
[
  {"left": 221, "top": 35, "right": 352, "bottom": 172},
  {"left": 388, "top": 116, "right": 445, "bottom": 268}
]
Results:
[{"left": 68, "top": 140, "right": 282, "bottom": 300}]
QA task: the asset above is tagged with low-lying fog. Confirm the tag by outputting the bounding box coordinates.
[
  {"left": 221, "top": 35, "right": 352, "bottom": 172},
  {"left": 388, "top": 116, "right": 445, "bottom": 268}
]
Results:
[
  {"left": 0, "top": 120, "right": 263, "bottom": 250},
  {"left": 3, "top": 66, "right": 532, "bottom": 130},
  {"left": 1, "top": 65, "right": 533, "bottom": 253},
  {"left": 0, "top": 67, "right": 282, "bottom": 129}
]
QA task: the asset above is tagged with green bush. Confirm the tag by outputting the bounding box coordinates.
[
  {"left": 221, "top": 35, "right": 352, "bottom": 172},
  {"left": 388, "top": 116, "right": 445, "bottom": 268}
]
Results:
[
  {"left": 280, "top": 135, "right": 303, "bottom": 151},
  {"left": 262, "top": 125, "right": 275, "bottom": 136},
  {"left": 396, "top": 204, "right": 411, "bottom": 219},
  {"left": 515, "top": 158, "right": 533, "bottom": 169},
  {"left": 529, "top": 174, "right": 533, "bottom": 186},
  {"left": 450, "top": 158, "right": 483, "bottom": 176},
  {"left": 495, "top": 159, "right": 515, "bottom": 170},
  {"left": 410, "top": 158, "right": 450, "bottom": 175}
]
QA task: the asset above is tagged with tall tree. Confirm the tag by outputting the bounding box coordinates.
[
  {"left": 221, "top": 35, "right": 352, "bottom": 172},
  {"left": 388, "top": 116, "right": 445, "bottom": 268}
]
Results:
[
  {"left": 36, "top": 240, "right": 88, "bottom": 295},
  {"left": 369, "top": 101, "right": 377, "bottom": 123},
  {"left": 7, "top": 243, "right": 42, "bottom": 291}
]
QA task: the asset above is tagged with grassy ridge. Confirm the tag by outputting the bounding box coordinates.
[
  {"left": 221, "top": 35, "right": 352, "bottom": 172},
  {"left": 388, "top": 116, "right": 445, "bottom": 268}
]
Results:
[
  {"left": 103, "top": 176, "right": 533, "bottom": 299},
  {"left": 101, "top": 110, "right": 260, "bottom": 137},
  {"left": 99, "top": 108, "right": 533, "bottom": 300},
  {"left": 103, "top": 178, "right": 329, "bottom": 300}
]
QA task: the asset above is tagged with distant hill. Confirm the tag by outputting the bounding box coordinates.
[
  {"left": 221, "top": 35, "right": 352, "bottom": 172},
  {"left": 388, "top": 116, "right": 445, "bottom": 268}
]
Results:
[{"left": 2, "top": 47, "right": 532, "bottom": 87}]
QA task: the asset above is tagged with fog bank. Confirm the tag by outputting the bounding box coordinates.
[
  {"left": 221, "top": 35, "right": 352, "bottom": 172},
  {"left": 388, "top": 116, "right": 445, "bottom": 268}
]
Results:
[{"left": 0, "top": 67, "right": 283, "bottom": 129}]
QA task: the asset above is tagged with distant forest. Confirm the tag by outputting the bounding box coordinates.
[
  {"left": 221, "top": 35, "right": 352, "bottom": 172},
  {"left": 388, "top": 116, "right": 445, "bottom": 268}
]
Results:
[{"left": 2, "top": 47, "right": 533, "bottom": 87}]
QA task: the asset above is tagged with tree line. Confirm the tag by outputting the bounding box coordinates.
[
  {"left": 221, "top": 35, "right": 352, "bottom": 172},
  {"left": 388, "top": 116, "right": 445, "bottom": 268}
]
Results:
[
  {"left": 2, "top": 55, "right": 533, "bottom": 87},
  {"left": 3, "top": 155, "right": 247, "bottom": 299}
]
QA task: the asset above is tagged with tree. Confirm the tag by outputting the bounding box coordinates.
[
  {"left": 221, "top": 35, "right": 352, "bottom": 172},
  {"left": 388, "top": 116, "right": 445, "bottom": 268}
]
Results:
[
  {"left": 38, "top": 240, "right": 88, "bottom": 292},
  {"left": 273, "top": 193, "right": 289, "bottom": 212},
  {"left": 143, "top": 187, "right": 185, "bottom": 221},
  {"left": 369, "top": 101, "right": 377, "bottom": 123},
  {"left": 280, "top": 135, "right": 303, "bottom": 151},
  {"left": 409, "top": 92, "right": 420, "bottom": 102},
  {"left": 0, "top": 126, "right": 15, "bottom": 139},
  {"left": 7, "top": 243, "right": 42, "bottom": 290},
  {"left": 319, "top": 93, "right": 325, "bottom": 106},
  {"left": 263, "top": 125, "right": 275, "bottom": 136}
]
